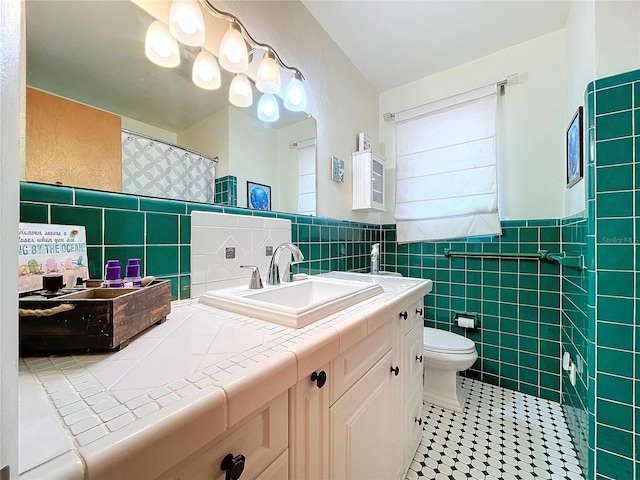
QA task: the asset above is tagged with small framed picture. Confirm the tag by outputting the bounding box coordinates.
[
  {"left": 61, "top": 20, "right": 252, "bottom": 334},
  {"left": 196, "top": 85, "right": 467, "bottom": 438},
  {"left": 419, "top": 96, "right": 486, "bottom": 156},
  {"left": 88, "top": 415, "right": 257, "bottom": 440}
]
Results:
[
  {"left": 247, "top": 181, "right": 271, "bottom": 210},
  {"left": 566, "top": 106, "right": 583, "bottom": 188},
  {"left": 331, "top": 155, "right": 345, "bottom": 183}
]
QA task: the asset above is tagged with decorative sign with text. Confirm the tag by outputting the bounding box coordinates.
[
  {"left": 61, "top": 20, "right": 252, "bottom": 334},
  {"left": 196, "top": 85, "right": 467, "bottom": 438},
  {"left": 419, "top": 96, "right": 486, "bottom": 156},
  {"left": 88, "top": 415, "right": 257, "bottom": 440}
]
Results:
[{"left": 18, "top": 223, "right": 89, "bottom": 293}]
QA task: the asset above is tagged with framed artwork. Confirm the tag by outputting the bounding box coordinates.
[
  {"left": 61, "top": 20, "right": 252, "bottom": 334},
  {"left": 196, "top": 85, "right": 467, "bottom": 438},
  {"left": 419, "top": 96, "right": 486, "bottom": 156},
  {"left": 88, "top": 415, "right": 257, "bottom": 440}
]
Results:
[
  {"left": 566, "top": 106, "right": 583, "bottom": 188},
  {"left": 331, "top": 155, "right": 345, "bottom": 183},
  {"left": 247, "top": 181, "right": 271, "bottom": 210}
]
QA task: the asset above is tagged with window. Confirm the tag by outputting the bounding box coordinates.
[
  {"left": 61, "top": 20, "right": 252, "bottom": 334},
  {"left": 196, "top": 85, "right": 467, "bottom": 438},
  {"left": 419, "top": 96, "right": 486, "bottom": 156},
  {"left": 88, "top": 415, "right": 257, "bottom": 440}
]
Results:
[{"left": 394, "top": 85, "right": 500, "bottom": 243}]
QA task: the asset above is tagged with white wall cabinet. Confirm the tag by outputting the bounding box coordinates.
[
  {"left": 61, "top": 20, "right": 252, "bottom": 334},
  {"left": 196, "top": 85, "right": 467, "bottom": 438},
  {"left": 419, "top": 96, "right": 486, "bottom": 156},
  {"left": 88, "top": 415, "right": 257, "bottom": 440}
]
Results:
[{"left": 352, "top": 150, "right": 385, "bottom": 211}]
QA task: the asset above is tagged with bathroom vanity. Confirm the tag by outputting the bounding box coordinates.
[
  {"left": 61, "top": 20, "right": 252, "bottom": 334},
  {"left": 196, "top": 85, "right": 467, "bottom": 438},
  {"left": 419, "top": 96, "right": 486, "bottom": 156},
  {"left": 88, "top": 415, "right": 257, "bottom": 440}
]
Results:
[{"left": 18, "top": 273, "right": 432, "bottom": 480}]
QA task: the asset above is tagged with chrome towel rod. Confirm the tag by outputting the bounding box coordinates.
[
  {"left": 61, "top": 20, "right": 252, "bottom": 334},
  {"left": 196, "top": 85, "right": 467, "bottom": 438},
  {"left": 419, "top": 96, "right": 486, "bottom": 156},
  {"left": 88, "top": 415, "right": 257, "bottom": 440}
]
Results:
[{"left": 443, "top": 248, "right": 584, "bottom": 269}]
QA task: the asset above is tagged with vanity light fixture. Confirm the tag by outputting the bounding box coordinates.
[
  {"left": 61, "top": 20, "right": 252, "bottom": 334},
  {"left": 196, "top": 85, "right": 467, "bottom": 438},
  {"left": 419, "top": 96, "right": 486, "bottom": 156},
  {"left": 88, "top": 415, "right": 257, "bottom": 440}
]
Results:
[
  {"left": 143, "top": 0, "right": 307, "bottom": 114},
  {"left": 229, "top": 73, "right": 253, "bottom": 107},
  {"left": 219, "top": 22, "right": 249, "bottom": 74},
  {"left": 145, "top": 20, "right": 180, "bottom": 68},
  {"left": 192, "top": 50, "right": 221, "bottom": 90},
  {"left": 258, "top": 93, "right": 280, "bottom": 122},
  {"left": 256, "top": 51, "right": 281, "bottom": 94},
  {"left": 168, "top": 0, "right": 205, "bottom": 47},
  {"left": 284, "top": 71, "right": 307, "bottom": 112}
]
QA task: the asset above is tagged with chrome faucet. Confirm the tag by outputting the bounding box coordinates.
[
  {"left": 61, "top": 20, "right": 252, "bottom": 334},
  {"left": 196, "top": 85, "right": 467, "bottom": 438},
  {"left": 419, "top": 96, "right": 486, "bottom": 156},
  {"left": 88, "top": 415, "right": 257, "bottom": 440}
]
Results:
[
  {"left": 267, "top": 242, "right": 304, "bottom": 285},
  {"left": 240, "top": 265, "right": 264, "bottom": 289}
]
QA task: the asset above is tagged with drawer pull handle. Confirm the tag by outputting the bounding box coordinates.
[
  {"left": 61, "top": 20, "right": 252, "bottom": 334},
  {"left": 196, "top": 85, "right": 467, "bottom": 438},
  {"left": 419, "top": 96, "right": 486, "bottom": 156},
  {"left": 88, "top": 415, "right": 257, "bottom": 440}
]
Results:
[
  {"left": 414, "top": 417, "right": 423, "bottom": 426},
  {"left": 390, "top": 365, "right": 400, "bottom": 376},
  {"left": 310, "top": 370, "right": 327, "bottom": 389},
  {"left": 416, "top": 308, "right": 423, "bottom": 315},
  {"left": 221, "top": 453, "right": 246, "bottom": 480},
  {"left": 416, "top": 355, "right": 423, "bottom": 363},
  {"left": 399, "top": 311, "right": 408, "bottom": 320}
]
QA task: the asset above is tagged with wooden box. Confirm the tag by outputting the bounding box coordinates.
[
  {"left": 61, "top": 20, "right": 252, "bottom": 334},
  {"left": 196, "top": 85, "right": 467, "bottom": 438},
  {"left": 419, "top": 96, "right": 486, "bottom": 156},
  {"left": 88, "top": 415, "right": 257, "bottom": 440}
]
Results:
[{"left": 19, "top": 280, "right": 171, "bottom": 356}]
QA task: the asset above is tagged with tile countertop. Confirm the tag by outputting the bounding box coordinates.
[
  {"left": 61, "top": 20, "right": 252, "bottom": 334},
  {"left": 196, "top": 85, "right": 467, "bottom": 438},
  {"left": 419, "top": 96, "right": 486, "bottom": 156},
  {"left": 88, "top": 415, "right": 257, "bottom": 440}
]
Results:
[{"left": 18, "top": 272, "right": 432, "bottom": 480}]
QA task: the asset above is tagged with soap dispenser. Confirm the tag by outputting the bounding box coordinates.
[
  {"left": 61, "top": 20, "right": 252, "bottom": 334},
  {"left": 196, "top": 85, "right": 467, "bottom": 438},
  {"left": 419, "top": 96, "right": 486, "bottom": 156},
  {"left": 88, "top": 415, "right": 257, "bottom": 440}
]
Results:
[{"left": 371, "top": 243, "right": 380, "bottom": 275}]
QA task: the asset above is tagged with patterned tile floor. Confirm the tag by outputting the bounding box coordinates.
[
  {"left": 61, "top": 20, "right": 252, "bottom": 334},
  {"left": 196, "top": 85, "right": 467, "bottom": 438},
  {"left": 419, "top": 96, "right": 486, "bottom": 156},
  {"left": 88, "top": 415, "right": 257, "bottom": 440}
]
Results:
[{"left": 406, "top": 378, "right": 584, "bottom": 480}]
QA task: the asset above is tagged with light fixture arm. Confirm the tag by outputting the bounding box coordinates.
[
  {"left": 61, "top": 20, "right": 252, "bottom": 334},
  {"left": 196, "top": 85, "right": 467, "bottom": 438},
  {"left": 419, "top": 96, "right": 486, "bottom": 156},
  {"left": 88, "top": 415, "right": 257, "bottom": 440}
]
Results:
[{"left": 198, "top": 0, "right": 305, "bottom": 80}]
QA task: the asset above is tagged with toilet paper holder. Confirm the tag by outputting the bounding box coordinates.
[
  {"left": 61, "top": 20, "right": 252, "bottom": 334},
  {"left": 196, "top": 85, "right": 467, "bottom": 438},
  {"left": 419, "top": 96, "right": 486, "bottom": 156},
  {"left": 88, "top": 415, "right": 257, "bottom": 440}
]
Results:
[{"left": 454, "top": 312, "right": 478, "bottom": 330}]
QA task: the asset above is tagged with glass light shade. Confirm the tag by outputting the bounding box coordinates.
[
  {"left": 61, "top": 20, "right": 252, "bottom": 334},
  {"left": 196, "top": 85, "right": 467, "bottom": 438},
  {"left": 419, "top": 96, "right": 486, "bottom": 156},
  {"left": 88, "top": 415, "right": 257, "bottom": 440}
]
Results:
[
  {"left": 258, "top": 93, "right": 280, "bottom": 122},
  {"left": 145, "top": 20, "right": 180, "bottom": 68},
  {"left": 256, "top": 51, "right": 281, "bottom": 94},
  {"left": 168, "top": 0, "right": 205, "bottom": 46},
  {"left": 229, "top": 73, "right": 253, "bottom": 107},
  {"left": 284, "top": 72, "right": 306, "bottom": 112},
  {"left": 192, "top": 50, "right": 221, "bottom": 90},
  {"left": 219, "top": 23, "right": 249, "bottom": 73}
]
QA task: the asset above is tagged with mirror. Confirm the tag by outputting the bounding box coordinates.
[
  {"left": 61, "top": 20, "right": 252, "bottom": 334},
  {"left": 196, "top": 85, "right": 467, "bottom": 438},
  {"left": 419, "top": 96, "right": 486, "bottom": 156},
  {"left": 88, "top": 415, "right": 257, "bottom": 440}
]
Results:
[{"left": 25, "top": 0, "right": 316, "bottom": 215}]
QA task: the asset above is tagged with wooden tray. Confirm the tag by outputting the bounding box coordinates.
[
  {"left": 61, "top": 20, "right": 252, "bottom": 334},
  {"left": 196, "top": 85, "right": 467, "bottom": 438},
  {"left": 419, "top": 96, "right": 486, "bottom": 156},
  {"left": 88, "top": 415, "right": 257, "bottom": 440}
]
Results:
[{"left": 19, "top": 280, "right": 171, "bottom": 356}]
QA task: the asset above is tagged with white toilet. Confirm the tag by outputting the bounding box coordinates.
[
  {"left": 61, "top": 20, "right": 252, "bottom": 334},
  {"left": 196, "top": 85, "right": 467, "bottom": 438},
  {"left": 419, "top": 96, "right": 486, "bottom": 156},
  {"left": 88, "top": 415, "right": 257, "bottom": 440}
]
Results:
[{"left": 423, "top": 327, "right": 478, "bottom": 413}]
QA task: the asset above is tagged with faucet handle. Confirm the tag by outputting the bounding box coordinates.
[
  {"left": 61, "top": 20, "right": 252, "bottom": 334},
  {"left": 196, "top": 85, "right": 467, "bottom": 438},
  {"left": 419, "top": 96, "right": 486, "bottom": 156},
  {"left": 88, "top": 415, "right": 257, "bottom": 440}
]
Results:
[{"left": 240, "top": 265, "right": 264, "bottom": 289}]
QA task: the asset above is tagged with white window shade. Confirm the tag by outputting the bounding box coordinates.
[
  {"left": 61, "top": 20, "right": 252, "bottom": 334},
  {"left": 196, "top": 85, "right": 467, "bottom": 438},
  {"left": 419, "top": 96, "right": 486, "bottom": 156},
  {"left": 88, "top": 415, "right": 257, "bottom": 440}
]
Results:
[{"left": 394, "top": 85, "right": 501, "bottom": 243}]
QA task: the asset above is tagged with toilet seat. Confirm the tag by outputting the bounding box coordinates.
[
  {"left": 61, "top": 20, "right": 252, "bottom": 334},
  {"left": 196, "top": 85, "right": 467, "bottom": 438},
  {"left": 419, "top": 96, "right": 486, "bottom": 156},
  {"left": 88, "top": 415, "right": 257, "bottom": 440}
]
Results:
[{"left": 424, "top": 327, "right": 475, "bottom": 354}]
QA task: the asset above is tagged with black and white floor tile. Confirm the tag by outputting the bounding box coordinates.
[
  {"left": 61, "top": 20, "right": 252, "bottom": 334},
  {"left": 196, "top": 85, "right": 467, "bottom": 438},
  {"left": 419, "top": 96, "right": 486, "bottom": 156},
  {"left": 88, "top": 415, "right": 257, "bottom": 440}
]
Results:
[{"left": 406, "top": 379, "right": 584, "bottom": 480}]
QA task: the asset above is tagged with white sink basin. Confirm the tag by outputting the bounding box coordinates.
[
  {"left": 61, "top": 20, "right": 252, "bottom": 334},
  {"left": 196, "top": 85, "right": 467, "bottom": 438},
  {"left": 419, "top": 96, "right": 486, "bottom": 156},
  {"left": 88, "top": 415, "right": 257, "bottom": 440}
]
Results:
[{"left": 200, "top": 276, "right": 384, "bottom": 328}]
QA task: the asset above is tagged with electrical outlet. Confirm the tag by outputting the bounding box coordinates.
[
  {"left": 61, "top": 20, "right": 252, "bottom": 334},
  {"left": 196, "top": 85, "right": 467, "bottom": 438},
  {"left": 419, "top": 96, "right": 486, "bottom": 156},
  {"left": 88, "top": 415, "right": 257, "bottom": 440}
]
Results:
[{"left": 225, "top": 247, "right": 235, "bottom": 259}]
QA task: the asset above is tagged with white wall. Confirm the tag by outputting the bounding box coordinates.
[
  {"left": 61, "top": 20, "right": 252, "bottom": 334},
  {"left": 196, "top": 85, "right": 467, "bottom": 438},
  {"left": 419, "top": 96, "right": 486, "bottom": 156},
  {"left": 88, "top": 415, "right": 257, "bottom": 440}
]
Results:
[
  {"left": 229, "top": 107, "right": 279, "bottom": 209},
  {"left": 564, "top": 0, "right": 595, "bottom": 218},
  {"left": 1, "top": 0, "right": 21, "bottom": 475},
  {"left": 178, "top": 107, "right": 229, "bottom": 175},
  {"left": 276, "top": 117, "right": 317, "bottom": 214},
  {"left": 122, "top": 117, "right": 177, "bottom": 145},
  {"left": 221, "top": 0, "right": 380, "bottom": 222},
  {"left": 595, "top": 0, "right": 640, "bottom": 80},
  {"left": 379, "top": 30, "right": 567, "bottom": 223}
]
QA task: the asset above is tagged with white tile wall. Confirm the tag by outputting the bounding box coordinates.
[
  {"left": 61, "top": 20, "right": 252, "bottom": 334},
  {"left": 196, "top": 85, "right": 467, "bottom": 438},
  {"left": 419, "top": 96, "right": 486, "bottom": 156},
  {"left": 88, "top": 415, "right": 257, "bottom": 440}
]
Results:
[{"left": 190, "top": 212, "right": 291, "bottom": 297}]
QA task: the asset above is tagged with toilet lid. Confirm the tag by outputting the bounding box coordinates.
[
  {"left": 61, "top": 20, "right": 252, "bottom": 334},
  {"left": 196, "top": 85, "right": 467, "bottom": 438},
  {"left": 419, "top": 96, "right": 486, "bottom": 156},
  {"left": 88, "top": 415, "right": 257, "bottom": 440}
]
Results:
[{"left": 424, "top": 327, "right": 475, "bottom": 353}]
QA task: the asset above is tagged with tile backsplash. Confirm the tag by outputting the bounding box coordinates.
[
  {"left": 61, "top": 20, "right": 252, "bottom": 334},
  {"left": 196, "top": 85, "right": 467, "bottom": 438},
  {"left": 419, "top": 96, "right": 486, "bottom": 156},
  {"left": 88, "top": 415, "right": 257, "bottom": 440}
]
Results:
[{"left": 190, "top": 211, "right": 291, "bottom": 296}]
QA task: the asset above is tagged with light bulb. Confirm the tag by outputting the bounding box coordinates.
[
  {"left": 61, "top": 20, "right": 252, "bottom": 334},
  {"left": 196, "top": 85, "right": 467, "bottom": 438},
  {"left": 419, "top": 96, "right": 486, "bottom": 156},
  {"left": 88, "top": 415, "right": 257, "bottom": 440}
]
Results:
[
  {"left": 258, "top": 93, "right": 279, "bottom": 122},
  {"left": 229, "top": 73, "right": 253, "bottom": 107},
  {"left": 256, "top": 51, "right": 281, "bottom": 94},
  {"left": 284, "top": 72, "right": 306, "bottom": 111},
  {"left": 192, "top": 50, "right": 221, "bottom": 90},
  {"left": 219, "top": 23, "right": 249, "bottom": 73},
  {"left": 145, "top": 20, "right": 180, "bottom": 68},
  {"left": 169, "top": 0, "right": 205, "bottom": 47}
]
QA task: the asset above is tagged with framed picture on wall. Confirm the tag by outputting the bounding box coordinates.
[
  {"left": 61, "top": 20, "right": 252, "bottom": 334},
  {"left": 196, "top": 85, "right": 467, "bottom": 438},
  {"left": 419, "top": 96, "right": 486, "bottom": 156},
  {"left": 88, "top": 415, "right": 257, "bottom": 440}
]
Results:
[
  {"left": 247, "top": 181, "right": 271, "bottom": 210},
  {"left": 566, "top": 106, "right": 584, "bottom": 188}
]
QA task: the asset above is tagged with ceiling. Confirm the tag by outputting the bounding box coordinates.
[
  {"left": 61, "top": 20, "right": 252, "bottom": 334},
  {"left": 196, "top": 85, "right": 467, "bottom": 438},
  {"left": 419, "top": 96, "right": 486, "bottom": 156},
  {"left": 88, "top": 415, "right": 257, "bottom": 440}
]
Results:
[
  {"left": 26, "top": 1, "right": 572, "bottom": 132},
  {"left": 301, "top": 0, "right": 572, "bottom": 92}
]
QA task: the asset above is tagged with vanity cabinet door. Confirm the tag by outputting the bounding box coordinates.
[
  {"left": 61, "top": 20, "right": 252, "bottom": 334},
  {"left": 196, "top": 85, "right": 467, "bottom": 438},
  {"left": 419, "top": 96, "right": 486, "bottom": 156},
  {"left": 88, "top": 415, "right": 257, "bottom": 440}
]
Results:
[
  {"left": 329, "top": 351, "right": 396, "bottom": 480},
  {"left": 288, "top": 364, "right": 330, "bottom": 480},
  {"left": 158, "top": 392, "right": 288, "bottom": 480}
]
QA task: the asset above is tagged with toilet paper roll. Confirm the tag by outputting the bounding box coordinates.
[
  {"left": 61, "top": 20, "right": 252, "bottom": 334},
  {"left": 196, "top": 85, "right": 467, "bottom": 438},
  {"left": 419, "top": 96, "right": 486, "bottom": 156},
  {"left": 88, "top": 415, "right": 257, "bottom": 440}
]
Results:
[{"left": 456, "top": 316, "right": 475, "bottom": 329}]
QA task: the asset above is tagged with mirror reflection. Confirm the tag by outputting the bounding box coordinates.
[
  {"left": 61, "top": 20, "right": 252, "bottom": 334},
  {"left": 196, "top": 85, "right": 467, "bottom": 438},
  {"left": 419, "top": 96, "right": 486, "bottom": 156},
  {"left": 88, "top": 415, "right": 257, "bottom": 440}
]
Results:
[{"left": 25, "top": 0, "right": 317, "bottom": 215}]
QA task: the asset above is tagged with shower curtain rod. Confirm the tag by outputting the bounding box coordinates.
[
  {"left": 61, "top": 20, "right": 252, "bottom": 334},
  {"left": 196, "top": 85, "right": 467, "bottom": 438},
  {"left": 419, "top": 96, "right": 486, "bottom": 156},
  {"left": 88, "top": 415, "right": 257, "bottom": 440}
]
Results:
[{"left": 382, "top": 73, "right": 520, "bottom": 122}]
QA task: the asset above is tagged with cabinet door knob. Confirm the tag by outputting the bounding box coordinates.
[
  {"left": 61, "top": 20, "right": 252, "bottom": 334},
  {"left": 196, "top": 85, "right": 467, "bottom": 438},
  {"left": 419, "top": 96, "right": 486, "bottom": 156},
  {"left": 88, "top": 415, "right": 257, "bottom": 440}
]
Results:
[
  {"left": 221, "top": 453, "right": 246, "bottom": 480},
  {"left": 416, "top": 355, "right": 423, "bottom": 363},
  {"left": 311, "top": 370, "right": 327, "bottom": 389},
  {"left": 416, "top": 308, "right": 423, "bottom": 315},
  {"left": 390, "top": 365, "right": 400, "bottom": 376},
  {"left": 414, "top": 417, "right": 423, "bottom": 426},
  {"left": 399, "top": 311, "right": 408, "bottom": 320}
]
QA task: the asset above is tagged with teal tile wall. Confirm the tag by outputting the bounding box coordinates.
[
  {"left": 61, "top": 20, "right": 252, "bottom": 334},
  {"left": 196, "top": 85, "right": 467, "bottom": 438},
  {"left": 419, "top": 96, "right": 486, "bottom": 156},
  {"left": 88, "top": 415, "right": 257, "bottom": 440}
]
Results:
[
  {"left": 19, "top": 182, "right": 378, "bottom": 301},
  {"left": 561, "top": 215, "right": 589, "bottom": 474},
  {"left": 380, "top": 220, "right": 563, "bottom": 402},
  {"left": 587, "top": 68, "right": 640, "bottom": 480},
  {"left": 214, "top": 175, "right": 237, "bottom": 206}
]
